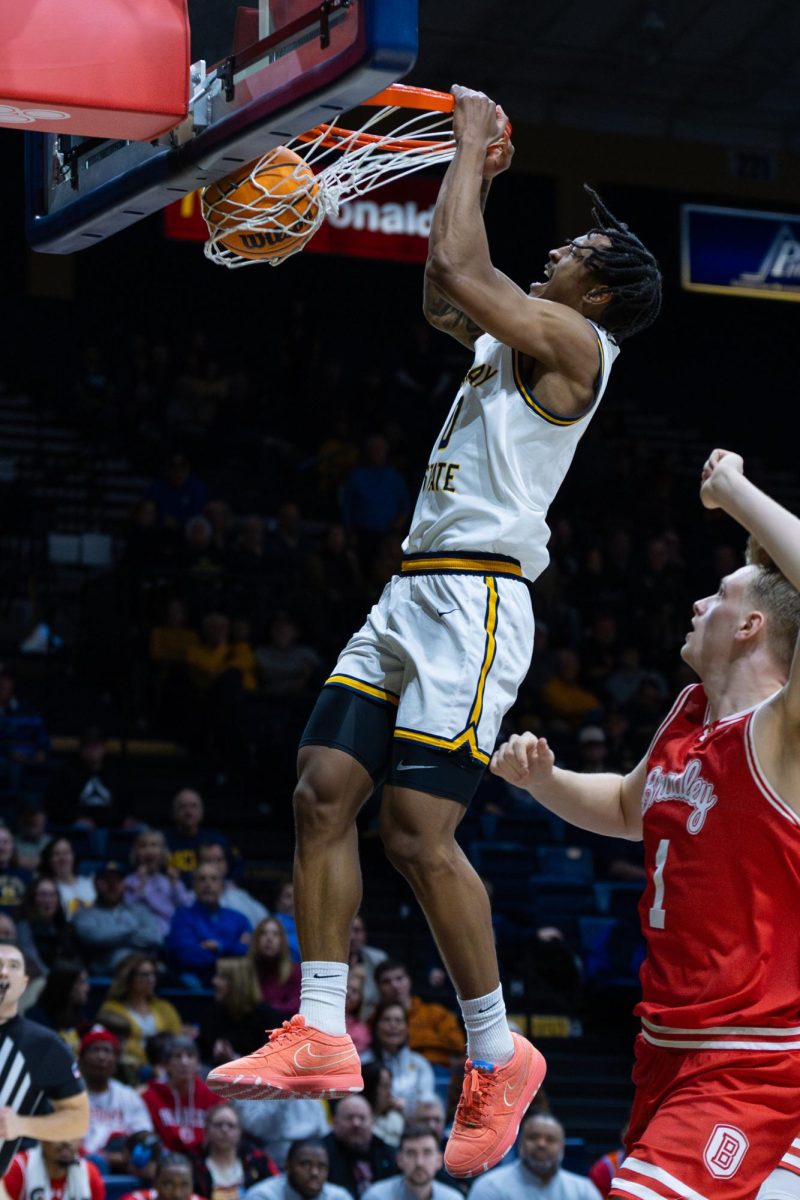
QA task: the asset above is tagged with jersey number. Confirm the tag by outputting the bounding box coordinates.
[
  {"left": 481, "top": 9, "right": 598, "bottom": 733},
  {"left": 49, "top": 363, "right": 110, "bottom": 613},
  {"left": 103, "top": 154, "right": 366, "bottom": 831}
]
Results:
[
  {"left": 648, "top": 838, "right": 670, "bottom": 930},
  {"left": 437, "top": 396, "right": 464, "bottom": 450}
]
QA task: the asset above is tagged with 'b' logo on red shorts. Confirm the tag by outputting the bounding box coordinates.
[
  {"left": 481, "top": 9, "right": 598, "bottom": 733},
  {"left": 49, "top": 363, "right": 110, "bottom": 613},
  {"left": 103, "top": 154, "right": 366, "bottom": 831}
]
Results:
[{"left": 703, "top": 1124, "right": 749, "bottom": 1178}]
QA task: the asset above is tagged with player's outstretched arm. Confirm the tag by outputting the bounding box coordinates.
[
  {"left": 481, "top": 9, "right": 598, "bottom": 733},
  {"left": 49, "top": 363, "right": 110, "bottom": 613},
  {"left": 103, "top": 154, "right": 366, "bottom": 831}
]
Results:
[
  {"left": 426, "top": 85, "right": 599, "bottom": 383},
  {"left": 490, "top": 732, "right": 646, "bottom": 840},
  {"left": 700, "top": 448, "right": 800, "bottom": 725},
  {"left": 423, "top": 106, "right": 514, "bottom": 349},
  {"left": 424, "top": 177, "right": 492, "bottom": 350}
]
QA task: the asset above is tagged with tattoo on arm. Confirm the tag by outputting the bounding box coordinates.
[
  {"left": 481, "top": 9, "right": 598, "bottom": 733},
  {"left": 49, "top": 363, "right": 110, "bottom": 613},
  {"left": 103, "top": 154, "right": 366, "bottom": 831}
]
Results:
[
  {"left": 424, "top": 287, "right": 484, "bottom": 342},
  {"left": 424, "top": 179, "right": 492, "bottom": 346}
]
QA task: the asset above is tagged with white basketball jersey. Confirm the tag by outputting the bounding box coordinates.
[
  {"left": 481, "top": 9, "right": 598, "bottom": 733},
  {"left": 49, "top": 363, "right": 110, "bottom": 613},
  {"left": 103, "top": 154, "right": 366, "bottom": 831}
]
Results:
[{"left": 403, "top": 321, "right": 619, "bottom": 583}]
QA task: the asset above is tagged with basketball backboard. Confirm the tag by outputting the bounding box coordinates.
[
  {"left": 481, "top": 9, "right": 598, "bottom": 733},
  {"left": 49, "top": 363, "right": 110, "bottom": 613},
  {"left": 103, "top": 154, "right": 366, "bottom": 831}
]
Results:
[{"left": 24, "top": 0, "right": 418, "bottom": 253}]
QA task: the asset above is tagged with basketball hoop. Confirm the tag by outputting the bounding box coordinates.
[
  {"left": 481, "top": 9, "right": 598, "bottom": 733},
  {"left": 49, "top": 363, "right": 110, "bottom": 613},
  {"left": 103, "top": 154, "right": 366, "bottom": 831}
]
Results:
[{"left": 202, "top": 84, "right": 498, "bottom": 268}]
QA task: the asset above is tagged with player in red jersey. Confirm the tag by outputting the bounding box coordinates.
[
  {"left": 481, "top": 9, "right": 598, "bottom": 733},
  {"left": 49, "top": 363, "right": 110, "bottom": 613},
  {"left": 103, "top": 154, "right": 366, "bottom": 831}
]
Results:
[{"left": 491, "top": 448, "right": 800, "bottom": 1200}]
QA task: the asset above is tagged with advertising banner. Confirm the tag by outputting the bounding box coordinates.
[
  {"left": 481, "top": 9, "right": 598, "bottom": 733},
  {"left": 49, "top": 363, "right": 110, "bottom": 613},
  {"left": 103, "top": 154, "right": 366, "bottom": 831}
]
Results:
[{"left": 682, "top": 204, "right": 800, "bottom": 302}]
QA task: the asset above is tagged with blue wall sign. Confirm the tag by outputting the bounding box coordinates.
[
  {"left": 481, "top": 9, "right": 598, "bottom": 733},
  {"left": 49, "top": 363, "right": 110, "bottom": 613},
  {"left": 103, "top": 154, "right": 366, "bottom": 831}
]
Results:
[{"left": 681, "top": 204, "right": 800, "bottom": 302}]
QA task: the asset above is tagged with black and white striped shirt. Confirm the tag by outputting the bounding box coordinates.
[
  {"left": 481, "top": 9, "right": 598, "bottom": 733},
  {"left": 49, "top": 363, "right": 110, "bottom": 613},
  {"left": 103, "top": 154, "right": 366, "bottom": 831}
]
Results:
[{"left": 0, "top": 1015, "right": 85, "bottom": 1175}]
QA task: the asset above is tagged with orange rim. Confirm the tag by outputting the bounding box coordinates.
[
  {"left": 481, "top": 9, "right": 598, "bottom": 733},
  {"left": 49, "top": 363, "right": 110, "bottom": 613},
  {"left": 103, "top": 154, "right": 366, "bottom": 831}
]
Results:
[
  {"left": 294, "top": 83, "right": 510, "bottom": 155},
  {"left": 362, "top": 84, "right": 455, "bottom": 113},
  {"left": 364, "top": 84, "right": 511, "bottom": 139}
]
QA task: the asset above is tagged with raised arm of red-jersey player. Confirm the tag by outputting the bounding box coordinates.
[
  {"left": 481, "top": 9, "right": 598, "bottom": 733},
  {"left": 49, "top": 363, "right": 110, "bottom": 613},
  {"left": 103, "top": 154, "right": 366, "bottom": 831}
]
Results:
[
  {"left": 490, "top": 732, "right": 647, "bottom": 841},
  {"left": 700, "top": 449, "right": 800, "bottom": 756}
]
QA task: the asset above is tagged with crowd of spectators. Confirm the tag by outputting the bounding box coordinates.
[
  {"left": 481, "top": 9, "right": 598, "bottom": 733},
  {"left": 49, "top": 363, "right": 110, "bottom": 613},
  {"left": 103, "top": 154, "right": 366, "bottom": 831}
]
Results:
[
  {"left": 3, "top": 312, "right": 736, "bottom": 808},
  {"left": 0, "top": 305, "right": 755, "bottom": 1200},
  {"left": 0, "top": 874, "right": 614, "bottom": 1198}
]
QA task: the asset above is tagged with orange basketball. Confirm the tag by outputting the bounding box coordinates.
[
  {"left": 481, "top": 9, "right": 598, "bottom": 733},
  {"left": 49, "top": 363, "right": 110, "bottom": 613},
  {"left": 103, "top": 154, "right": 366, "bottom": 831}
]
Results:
[{"left": 202, "top": 146, "right": 321, "bottom": 262}]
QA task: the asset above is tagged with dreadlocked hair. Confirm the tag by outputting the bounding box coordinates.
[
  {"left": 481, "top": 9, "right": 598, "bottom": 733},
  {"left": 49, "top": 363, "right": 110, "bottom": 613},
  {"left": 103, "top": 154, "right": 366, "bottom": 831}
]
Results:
[
  {"left": 581, "top": 185, "right": 662, "bottom": 341},
  {"left": 744, "top": 535, "right": 800, "bottom": 672}
]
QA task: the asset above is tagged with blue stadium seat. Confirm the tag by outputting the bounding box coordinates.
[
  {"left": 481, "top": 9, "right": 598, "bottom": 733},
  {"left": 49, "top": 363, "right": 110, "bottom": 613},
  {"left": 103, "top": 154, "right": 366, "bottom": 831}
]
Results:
[
  {"left": 467, "top": 841, "right": 537, "bottom": 913},
  {"left": 104, "top": 1176, "right": 139, "bottom": 1200},
  {"left": 51, "top": 825, "right": 107, "bottom": 860},
  {"left": 159, "top": 987, "right": 214, "bottom": 1024},
  {"left": 535, "top": 845, "right": 595, "bottom": 884},
  {"left": 579, "top": 915, "right": 643, "bottom": 984},
  {"left": 530, "top": 881, "right": 596, "bottom": 919},
  {"left": 593, "top": 881, "right": 643, "bottom": 916},
  {"left": 106, "top": 829, "right": 138, "bottom": 863}
]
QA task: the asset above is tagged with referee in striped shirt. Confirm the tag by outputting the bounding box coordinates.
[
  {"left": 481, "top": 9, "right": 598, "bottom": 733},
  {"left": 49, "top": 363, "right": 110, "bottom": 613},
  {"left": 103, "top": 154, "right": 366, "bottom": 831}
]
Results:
[{"left": 0, "top": 941, "right": 88, "bottom": 1177}]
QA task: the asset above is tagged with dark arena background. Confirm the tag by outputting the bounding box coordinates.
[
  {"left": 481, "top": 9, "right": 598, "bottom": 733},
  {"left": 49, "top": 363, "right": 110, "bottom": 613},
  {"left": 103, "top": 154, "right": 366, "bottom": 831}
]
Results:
[{"left": 0, "top": 0, "right": 799, "bottom": 1188}]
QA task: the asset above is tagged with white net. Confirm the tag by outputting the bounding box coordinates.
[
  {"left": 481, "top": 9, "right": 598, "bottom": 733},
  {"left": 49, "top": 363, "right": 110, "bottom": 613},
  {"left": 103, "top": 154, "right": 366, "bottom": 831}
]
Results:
[{"left": 202, "top": 100, "right": 456, "bottom": 268}]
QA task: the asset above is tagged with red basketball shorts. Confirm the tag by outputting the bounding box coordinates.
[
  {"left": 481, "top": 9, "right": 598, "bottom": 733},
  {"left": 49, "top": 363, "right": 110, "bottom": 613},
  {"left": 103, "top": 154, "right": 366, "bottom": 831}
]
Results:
[{"left": 609, "top": 1035, "right": 800, "bottom": 1200}]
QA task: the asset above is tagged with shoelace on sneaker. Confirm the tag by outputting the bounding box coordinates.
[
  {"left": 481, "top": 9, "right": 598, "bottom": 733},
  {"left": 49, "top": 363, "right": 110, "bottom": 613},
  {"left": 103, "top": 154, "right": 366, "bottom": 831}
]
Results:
[
  {"left": 267, "top": 1015, "right": 307, "bottom": 1044},
  {"left": 453, "top": 1065, "right": 492, "bottom": 1128}
]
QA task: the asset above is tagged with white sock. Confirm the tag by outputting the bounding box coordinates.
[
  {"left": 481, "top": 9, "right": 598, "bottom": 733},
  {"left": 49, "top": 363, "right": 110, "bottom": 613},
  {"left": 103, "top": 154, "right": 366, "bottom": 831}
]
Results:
[
  {"left": 459, "top": 984, "right": 514, "bottom": 1066},
  {"left": 299, "top": 961, "right": 348, "bottom": 1036}
]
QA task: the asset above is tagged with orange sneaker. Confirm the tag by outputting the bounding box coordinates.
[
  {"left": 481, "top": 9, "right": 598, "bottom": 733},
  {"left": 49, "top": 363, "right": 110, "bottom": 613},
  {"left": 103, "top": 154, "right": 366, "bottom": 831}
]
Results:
[
  {"left": 444, "top": 1033, "right": 547, "bottom": 1179},
  {"left": 206, "top": 1015, "right": 363, "bottom": 1101}
]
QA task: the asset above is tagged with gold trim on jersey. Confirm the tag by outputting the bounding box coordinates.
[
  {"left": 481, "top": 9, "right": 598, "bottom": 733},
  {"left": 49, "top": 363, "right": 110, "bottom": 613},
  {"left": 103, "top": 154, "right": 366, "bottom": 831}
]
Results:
[
  {"left": 325, "top": 674, "right": 400, "bottom": 706},
  {"left": 401, "top": 553, "right": 523, "bottom": 579},
  {"left": 393, "top": 573, "right": 500, "bottom": 765},
  {"left": 512, "top": 332, "right": 605, "bottom": 426}
]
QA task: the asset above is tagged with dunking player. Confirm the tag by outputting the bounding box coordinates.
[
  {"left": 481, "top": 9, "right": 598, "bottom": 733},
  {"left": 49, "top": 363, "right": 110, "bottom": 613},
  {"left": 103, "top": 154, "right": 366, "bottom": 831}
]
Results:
[
  {"left": 491, "top": 449, "right": 800, "bottom": 1200},
  {"left": 208, "top": 85, "right": 661, "bottom": 1178}
]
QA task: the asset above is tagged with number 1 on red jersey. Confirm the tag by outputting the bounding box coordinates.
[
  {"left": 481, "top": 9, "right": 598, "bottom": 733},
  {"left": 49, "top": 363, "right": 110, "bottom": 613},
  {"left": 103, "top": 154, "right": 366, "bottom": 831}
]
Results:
[{"left": 648, "top": 838, "right": 670, "bottom": 930}]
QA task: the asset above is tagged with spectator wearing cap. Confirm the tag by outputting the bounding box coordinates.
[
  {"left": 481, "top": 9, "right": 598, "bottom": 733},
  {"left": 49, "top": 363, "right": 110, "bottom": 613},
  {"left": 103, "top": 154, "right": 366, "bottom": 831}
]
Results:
[
  {"left": 96, "top": 953, "right": 183, "bottom": 1074},
  {"left": 73, "top": 861, "right": 162, "bottom": 975},
  {"left": 167, "top": 863, "right": 251, "bottom": 989},
  {"left": 13, "top": 798, "right": 50, "bottom": 872},
  {"left": 79, "top": 1027, "right": 154, "bottom": 1171},
  {"left": 141, "top": 1037, "right": 218, "bottom": 1153},
  {"left": 46, "top": 727, "right": 131, "bottom": 829},
  {"left": 576, "top": 725, "right": 610, "bottom": 774}
]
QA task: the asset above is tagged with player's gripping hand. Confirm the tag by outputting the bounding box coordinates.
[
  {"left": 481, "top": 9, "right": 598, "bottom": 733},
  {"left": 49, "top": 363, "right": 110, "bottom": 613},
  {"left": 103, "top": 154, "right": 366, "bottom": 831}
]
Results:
[
  {"left": 451, "top": 84, "right": 508, "bottom": 150},
  {"left": 700, "top": 448, "right": 744, "bottom": 510},
  {"left": 483, "top": 132, "right": 514, "bottom": 180},
  {"left": 490, "top": 732, "right": 555, "bottom": 790}
]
